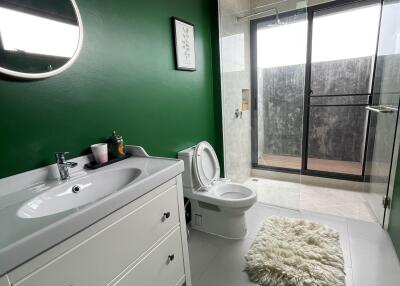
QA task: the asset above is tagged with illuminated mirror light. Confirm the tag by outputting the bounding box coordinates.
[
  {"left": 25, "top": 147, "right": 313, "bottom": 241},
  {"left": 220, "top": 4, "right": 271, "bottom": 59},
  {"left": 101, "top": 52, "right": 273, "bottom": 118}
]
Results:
[{"left": 0, "top": 7, "right": 79, "bottom": 58}]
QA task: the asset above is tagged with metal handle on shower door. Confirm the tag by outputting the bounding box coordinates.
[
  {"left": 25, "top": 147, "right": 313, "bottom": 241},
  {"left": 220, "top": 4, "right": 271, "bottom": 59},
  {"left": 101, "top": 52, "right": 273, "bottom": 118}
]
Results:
[{"left": 366, "top": 105, "right": 398, "bottom": 114}]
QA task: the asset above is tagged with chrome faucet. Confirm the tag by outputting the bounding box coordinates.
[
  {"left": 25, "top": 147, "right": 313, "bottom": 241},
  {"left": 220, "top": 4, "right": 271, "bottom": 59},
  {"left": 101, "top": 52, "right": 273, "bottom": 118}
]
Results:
[{"left": 55, "top": 152, "right": 78, "bottom": 181}]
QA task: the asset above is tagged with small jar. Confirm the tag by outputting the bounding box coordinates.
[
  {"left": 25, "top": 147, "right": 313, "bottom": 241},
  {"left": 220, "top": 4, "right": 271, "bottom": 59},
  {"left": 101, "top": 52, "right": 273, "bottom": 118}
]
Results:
[{"left": 109, "top": 131, "right": 125, "bottom": 158}]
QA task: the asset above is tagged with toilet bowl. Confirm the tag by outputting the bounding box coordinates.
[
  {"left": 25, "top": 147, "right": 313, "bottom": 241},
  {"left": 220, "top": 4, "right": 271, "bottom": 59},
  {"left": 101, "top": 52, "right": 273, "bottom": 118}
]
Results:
[
  {"left": 178, "top": 142, "right": 257, "bottom": 239},
  {"left": 192, "top": 182, "right": 256, "bottom": 211}
]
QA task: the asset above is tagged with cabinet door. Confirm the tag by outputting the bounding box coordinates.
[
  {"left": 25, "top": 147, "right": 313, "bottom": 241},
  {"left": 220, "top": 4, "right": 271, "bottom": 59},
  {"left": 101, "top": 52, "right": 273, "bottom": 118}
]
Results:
[
  {"left": 112, "top": 227, "right": 185, "bottom": 286},
  {"left": 14, "top": 185, "right": 179, "bottom": 286}
]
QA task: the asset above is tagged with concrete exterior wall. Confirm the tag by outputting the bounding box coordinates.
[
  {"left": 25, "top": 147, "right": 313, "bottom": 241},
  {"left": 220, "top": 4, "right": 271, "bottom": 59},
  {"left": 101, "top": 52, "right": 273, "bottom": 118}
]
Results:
[
  {"left": 261, "top": 64, "right": 305, "bottom": 157},
  {"left": 261, "top": 56, "right": 372, "bottom": 162}
]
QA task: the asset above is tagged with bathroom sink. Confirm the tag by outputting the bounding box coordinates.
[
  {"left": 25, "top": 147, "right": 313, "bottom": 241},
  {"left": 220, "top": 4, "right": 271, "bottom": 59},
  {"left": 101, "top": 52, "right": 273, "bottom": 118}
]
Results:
[
  {"left": 0, "top": 153, "right": 184, "bottom": 277},
  {"left": 17, "top": 168, "right": 141, "bottom": 219}
]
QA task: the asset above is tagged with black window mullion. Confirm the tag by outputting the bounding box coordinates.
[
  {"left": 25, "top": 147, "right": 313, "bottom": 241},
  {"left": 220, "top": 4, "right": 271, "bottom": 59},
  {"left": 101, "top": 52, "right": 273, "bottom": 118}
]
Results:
[
  {"left": 310, "top": 93, "right": 372, "bottom": 97},
  {"left": 301, "top": 10, "right": 314, "bottom": 172}
]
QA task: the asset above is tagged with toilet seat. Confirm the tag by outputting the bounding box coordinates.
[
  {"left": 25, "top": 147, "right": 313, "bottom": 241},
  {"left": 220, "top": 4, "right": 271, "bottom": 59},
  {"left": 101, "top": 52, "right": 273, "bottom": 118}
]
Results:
[
  {"left": 193, "top": 141, "right": 220, "bottom": 188},
  {"left": 191, "top": 142, "right": 257, "bottom": 209}
]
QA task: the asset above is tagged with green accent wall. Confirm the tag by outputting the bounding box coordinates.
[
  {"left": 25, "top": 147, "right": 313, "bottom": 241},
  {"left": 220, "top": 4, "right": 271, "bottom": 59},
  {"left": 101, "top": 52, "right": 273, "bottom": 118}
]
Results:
[
  {"left": 210, "top": 0, "right": 224, "bottom": 174},
  {"left": 0, "top": 0, "right": 223, "bottom": 179}
]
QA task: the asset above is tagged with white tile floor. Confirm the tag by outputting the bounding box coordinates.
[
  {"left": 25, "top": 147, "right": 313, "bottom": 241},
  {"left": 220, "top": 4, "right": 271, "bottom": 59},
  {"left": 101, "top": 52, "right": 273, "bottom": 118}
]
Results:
[
  {"left": 244, "top": 178, "right": 377, "bottom": 223},
  {"left": 188, "top": 203, "right": 400, "bottom": 286}
]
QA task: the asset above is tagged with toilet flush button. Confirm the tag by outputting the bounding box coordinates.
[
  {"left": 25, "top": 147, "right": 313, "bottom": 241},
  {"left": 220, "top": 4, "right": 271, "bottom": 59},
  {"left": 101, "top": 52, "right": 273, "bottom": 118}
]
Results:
[{"left": 195, "top": 214, "right": 203, "bottom": 226}]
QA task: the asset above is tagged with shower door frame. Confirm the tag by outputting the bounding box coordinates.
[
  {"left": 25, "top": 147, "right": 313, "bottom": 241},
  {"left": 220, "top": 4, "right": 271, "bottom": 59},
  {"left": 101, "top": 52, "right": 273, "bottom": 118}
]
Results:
[{"left": 250, "top": 0, "right": 383, "bottom": 181}]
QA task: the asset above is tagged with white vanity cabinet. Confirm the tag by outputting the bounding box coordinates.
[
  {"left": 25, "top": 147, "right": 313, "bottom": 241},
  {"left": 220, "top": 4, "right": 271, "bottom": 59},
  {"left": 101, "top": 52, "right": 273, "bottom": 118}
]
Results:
[{"left": 2, "top": 176, "right": 191, "bottom": 286}]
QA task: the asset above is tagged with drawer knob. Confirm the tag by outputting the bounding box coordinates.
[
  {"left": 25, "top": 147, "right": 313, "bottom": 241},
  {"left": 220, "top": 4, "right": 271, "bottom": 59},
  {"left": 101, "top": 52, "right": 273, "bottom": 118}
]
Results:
[
  {"left": 162, "top": 211, "right": 171, "bottom": 221},
  {"left": 167, "top": 254, "right": 175, "bottom": 263}
]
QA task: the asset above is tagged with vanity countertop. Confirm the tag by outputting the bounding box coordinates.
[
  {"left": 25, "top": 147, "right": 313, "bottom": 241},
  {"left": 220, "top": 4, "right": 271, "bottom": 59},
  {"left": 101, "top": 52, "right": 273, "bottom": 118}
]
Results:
[{"left": 0, "top": 154, "right": 184, "bottom": 276}]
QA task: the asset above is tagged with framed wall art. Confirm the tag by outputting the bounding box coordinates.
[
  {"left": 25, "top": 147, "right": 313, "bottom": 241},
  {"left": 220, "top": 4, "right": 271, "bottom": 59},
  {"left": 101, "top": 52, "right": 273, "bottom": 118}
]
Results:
[{"left": 171, "top": 17, "right": 196, "bottom": 71}]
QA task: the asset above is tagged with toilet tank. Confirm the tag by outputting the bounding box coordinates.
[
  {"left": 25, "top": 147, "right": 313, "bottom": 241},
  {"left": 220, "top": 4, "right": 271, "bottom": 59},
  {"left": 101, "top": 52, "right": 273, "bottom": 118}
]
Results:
[{"left": 178, "top": 146, "right": 196, "bottom": 188}]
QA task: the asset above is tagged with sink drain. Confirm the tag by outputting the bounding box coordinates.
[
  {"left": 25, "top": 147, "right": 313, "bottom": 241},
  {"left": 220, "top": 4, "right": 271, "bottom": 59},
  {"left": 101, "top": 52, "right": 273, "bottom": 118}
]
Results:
[{"left": 72, "top": 185, "right": 81, "bottom": 194}]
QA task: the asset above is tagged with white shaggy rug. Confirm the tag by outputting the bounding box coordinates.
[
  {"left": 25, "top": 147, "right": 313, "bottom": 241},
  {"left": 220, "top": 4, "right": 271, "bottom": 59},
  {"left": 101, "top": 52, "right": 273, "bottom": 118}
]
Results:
[{"left": 245, "top": 216, "right": 345, "bottom": 286}]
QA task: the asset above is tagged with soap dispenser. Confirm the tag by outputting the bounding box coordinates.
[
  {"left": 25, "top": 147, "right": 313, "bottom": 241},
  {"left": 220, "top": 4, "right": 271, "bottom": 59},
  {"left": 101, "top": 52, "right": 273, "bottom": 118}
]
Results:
[{"left": 109, "top": 131, "right": 125, "bottom": 158}]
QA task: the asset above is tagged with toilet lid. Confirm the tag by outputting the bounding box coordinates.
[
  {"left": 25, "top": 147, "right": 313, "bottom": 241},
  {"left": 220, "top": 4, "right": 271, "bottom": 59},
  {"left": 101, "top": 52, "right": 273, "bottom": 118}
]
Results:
[{"left": 193, "top": 141, "right": 220, "bottom": 187}]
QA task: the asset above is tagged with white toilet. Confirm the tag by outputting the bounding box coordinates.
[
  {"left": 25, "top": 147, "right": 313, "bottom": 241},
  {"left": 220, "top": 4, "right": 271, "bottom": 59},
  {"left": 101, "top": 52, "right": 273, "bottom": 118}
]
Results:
[{"left": 178, "top": 141, "right": 257, "bottom": 239}]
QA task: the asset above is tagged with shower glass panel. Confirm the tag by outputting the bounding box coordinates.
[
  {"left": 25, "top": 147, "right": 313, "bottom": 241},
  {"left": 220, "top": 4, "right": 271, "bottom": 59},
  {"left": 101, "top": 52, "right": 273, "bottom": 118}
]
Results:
[
  {"left": 307, "top": 106, "right": 369, "bottom": 175},
  {"left": 305, "top": 1, "right": 381, "bottom": 176},
  {"left": 250, "top": 2, "right": 308, "bottom": 211},
  {"left": 253, "top": 12, "right": 307, "bottom": 171},
  {"left": 364, "top": 0, "right": 400, "bottom": 225}
]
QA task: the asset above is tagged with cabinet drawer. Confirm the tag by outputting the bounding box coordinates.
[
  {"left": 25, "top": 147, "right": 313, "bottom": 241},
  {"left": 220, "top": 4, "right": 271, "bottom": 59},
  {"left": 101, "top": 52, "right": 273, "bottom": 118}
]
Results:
[
  {"left": 15, "top": 184, "right": 180, "bottom": 286},
  {"left": 112, "top": 227, "right": 185, "bottom": 286}
]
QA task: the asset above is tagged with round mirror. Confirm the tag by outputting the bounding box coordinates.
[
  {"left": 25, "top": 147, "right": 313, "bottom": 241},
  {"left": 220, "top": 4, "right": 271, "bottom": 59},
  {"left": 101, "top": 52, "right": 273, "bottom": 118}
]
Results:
[{"left": 0, "top": 0, "right": 83, "bottom": 79}]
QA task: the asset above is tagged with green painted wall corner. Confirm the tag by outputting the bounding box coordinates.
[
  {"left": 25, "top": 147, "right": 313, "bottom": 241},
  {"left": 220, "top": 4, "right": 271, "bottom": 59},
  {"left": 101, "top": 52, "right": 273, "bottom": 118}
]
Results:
[{"left": 0, "top": 0, "right": 224, "bottom": 179}]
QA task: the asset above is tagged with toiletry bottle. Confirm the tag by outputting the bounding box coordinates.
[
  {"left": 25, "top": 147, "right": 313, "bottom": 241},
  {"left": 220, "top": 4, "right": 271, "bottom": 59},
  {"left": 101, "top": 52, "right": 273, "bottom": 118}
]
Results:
[{"left": 110, "top": 131, "right": 125, "bottom": 158}]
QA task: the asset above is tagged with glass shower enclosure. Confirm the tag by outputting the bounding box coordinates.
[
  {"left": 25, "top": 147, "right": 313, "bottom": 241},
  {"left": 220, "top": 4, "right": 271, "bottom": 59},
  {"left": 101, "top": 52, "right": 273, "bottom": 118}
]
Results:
[
  {"left": 251, "top": 0, "right": 382, "bottom": 181},
  {"left": 218, "top": 0, "right": 308, "bottom": 210},
  {"left": 220, "top": 0, "right": 400, "bottom": 225},
  {"left": 364, "top": 0, "right": 400, "bottom": 226}
]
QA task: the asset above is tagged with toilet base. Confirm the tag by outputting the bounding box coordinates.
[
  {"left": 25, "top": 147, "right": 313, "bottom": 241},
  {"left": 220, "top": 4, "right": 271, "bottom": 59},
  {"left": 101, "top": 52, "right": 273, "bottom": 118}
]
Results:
[{"left": 189, "top": 199, "right": 248, "bottom": 239}]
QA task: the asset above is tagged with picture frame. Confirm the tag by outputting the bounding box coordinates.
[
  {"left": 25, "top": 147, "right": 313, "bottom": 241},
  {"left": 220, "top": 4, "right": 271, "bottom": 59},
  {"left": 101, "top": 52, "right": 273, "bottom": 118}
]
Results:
[{"left": 171, "top": 17, "right": 196, "bottom": 71}]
